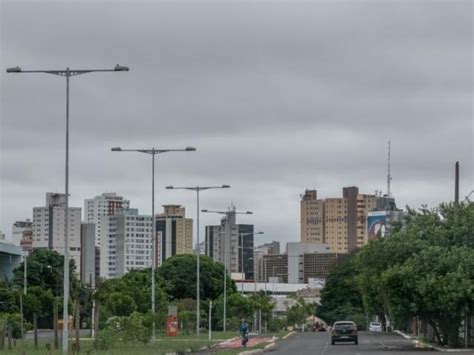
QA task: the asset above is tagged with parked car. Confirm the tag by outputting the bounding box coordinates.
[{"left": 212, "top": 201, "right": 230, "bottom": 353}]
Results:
[
  {"left": 369, "top": 321, "right": 383, "bottom": 332},
  {"left": 331, "top": 321, "right": 358, "bottom": 345}
]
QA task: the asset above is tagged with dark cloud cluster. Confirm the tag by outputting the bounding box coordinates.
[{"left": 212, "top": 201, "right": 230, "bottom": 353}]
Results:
[{"left": 1, "top": 1, "right": 472, "bottom": 245}]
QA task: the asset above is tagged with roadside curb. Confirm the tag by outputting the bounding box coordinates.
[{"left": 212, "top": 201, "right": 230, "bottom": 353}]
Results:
[
  {"left": 238, "top": 332, "right": 294, "bottom": 354},
  {"left": 238, "top": 342, "right": 275, "bottom": 355},
  {"left": 282, "top": 331, "right": 296, "bottom": 340},
  {"left": 395, "top": 330, "right": 473, "bottom": 352},
  {"left": 394, "top": 330, "right": 413, "bottom": 340}
]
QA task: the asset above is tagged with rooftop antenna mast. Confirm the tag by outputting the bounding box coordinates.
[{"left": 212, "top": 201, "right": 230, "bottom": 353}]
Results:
[{"left": 387, "top": 140, "right": 392, "bottom": 198}]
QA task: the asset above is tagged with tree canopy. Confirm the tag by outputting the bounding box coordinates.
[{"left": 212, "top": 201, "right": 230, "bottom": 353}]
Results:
[
  {"left": 158, "top": 254, "right": 236, "bottom": 301},
  {"left": 317, "top": 202, "right": 474, "bottom": 346}
]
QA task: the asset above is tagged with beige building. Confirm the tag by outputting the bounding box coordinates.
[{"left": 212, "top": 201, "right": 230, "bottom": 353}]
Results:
[
  {"left": 300, "top": 190, "right": 325, "bottom": 243},
  {"left": 33, "top": 193, "right": 82, "bottom": 269},
  {"left": 300, "top": 187, "right": 384, "bottom": 253},
  {"left": 156, "top": 205, "right": 193, "bottom": 265}
]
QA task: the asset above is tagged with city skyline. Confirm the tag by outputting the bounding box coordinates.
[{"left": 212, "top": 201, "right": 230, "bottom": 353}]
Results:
[{"left": 1, "top": 1, "right": 472, "bottom": 248}]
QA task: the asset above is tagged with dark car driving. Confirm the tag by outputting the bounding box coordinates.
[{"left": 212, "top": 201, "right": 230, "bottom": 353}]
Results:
[{"left": 331, "top": 321, "right": 358, "bottom": 345}]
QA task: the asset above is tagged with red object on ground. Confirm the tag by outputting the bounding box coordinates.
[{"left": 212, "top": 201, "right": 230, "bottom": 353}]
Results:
[{"left": 166, "top": 315, "right": 178, "bottom": 336}]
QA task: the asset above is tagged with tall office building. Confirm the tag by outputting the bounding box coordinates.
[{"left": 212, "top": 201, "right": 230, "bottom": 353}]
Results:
[
  {"left": 32, "top": 193, "right": 82, "bottom": 269},
  {"left": 300, "top": 190, "right": 325, "bottom": 243},
  {"left": 80, "top": 222, "right": 96, "bottom": 285},
  {"left": 286, "top": 242, "right": 331, "bottom": 284},
  {"left": 84, "top": 193, "right": 130, "bottom": 247},
  {"left": 156, "top": 205, "right": 193, "bottom": 266},
  {"left": 12, "top": 219, "right": 33, "bottom": 246},
  {"left": 205, "top": 205, "right": 254, "bottom": 280},
  {"left": 100, "top": 208, "right": 152, "bottom": 278},
  {"left": 300, "top": 187, "right": 397, "bottom": 253}
]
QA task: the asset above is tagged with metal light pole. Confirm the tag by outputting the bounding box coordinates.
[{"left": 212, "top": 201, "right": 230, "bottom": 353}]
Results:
[
  {"left": 201, "top": 208, "right": 253, "bottom": 332},
  {"left": 23, "top": 251, "right": 27, "bottom": 295},
  {"left": 238, "top": 232, "right": 263, "bottom": 295},
  {"left": 165, "top": 184, "right": 230, "bottom": 335},
  {"left": 7, "top": 64, "right": 129, "bottom": 353},
  {"left": 111, "top": 146, "right": 195, "bottom": 341}
]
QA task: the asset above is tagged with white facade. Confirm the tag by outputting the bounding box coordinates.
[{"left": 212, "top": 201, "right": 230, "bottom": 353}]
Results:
[
  {"left": 32, "top": 193, "right": 82, "bottom": 270},
  {"left": 100, "top": 208, "right": 152, "bottom": 278},
  {"left": 12, "top": 219, "right": 32, "bottom": 246},
  {"left": 84, "top": 193, "right": 130, "bottom": 247}
]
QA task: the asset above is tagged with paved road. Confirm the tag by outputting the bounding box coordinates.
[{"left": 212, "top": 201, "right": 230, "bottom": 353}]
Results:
[{"left": 269, "top": 331, "right": 446, "bottom": 355}]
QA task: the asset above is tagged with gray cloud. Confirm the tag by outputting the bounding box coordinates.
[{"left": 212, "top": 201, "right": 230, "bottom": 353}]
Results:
[{"left": 1, "top": 1, "right": 472, "bottom": 246}]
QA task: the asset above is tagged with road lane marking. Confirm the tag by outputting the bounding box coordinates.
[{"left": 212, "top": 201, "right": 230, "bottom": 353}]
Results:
[{"left": 321, "top": 340, "right": 329, "bottom": 355}]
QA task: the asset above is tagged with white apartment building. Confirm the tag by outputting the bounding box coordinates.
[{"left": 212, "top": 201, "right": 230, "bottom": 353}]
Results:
[
  {"left": 100, "top": 208, "right": 152, "bottom": 278},
  {"left": 32, "top": 193, "right": 82, "bottom": 270},
  {"left": 12, "top": 219, "right": 33, "bottom": 246},
  {"left": 84, "top": 193, "right": 130, "bottom": 247}
]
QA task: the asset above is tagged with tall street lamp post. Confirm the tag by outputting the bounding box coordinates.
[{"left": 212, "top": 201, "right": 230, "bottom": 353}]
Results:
[
  {"left": 111, "top": 146, "right": 195, "bottom": 341},
  {"left": 6, "top": 64, "right": 129, "bottom": 353},
  {"left": 165, "top": 184, "right": 230, "bottom": 335},
  {"left": 201, "top": 208, "right": 253, "bottom": 331}
]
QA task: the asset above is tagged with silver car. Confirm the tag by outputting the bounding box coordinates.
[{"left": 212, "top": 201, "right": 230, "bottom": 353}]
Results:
[{"left": 369, "top": 321, "right": 382, "bottom": 332}]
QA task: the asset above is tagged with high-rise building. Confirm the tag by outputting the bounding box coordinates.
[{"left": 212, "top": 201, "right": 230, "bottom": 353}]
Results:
[
  {"left": 12, "top": 219, "right": 33, "bottom": 246},
  {"left": 300, "top": 190, "right": 325, "bottom": 243},
  {"left": 100, "top": 208, "right": 152, "bottom": 278},
  {"left": 253, "top": 241, "right": 280, "bottom": 282},
  {"left": 20, "top": 230, "right": 33, "bottom": 255},
  {"left": 205, "top": 205, "right": 254, "bottom": 280},
  {"left": 80, "top": 222, "right": 96, "bottom": 285},
  {"left": 300, "top": 187, "right": 397, "bottom": 253},
  {"left": 156, "top": 205, "right": 193, "bottom": 266},
  {"left": 32, "top": 193, "right": 82, "bottom": 269},
  {"left": 84, "top": 193, "right": 130, "bottom": 247}
]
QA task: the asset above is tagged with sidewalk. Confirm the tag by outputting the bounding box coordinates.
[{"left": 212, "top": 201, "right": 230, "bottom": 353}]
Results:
[{"left": 394, "top": 330, "right": 473, "bottom": 352}]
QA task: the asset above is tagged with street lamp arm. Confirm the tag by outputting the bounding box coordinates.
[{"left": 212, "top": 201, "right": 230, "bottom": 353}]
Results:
[
  {"left": 6, "top": 65, "right": 129, "bottom": 76},
  {"left": 167, "top": 185, "right": 230, "bottom": 191},
  {"left": 111, "top": 147, "right": 196, "bottom": 155}
]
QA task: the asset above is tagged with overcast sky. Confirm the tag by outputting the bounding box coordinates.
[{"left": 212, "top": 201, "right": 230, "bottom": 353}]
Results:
[{"left": 1, "top": 0, "right": 472, "bottom": 246}]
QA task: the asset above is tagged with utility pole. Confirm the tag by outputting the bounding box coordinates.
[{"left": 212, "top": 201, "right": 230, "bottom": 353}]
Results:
[
  {"left": 455, "top": 161, "right": 459, "bottom": 204},
  {"left": 387, "top": 140, "right": 392, "bottom": 198},
  {"left": 208, "top": 301, "right": 212, "bottom": 341}
]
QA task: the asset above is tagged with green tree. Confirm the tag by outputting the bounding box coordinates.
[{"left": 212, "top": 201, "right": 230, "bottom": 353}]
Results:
[
  {"left": 95, "top": 268, "right": 168, "bottom": 327},
  {"left": 105, "top": 292, "right": 137, "bottom": 317},
  {"left": 13, "top": 249, "right": 78, "bottom": 296},
  {"left": 316, "top": 255, "right": 366, "bottom": 327},
  {"left": 286, "top": 301, "right": 307, "bottom": 326},
  {"left": 354, "top": 203, "right": 474, "bottom": 345},
  {"left": 382, "top": 246, "right": 474, "bottom": 346},
  {"left": 158, "top": 254, "right": 236, "bottom": 301}
]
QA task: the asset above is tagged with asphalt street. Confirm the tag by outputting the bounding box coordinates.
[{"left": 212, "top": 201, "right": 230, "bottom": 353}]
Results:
[{"left": 268, "top": 331, "right": 447, "bottom": 355}]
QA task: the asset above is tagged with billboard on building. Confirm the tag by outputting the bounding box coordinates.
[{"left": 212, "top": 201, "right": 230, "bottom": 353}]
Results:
[
  {"left": 368, "top": 211, "right": 387, "bottom": 239},
  {"left": 308, "top": 278, "right": 326, "bottom": 289}
]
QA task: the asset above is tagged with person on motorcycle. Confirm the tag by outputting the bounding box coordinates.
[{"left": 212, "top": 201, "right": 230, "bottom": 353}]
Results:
[{"left": 240, "top": 318, "right": 249, "bottom": 347}]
